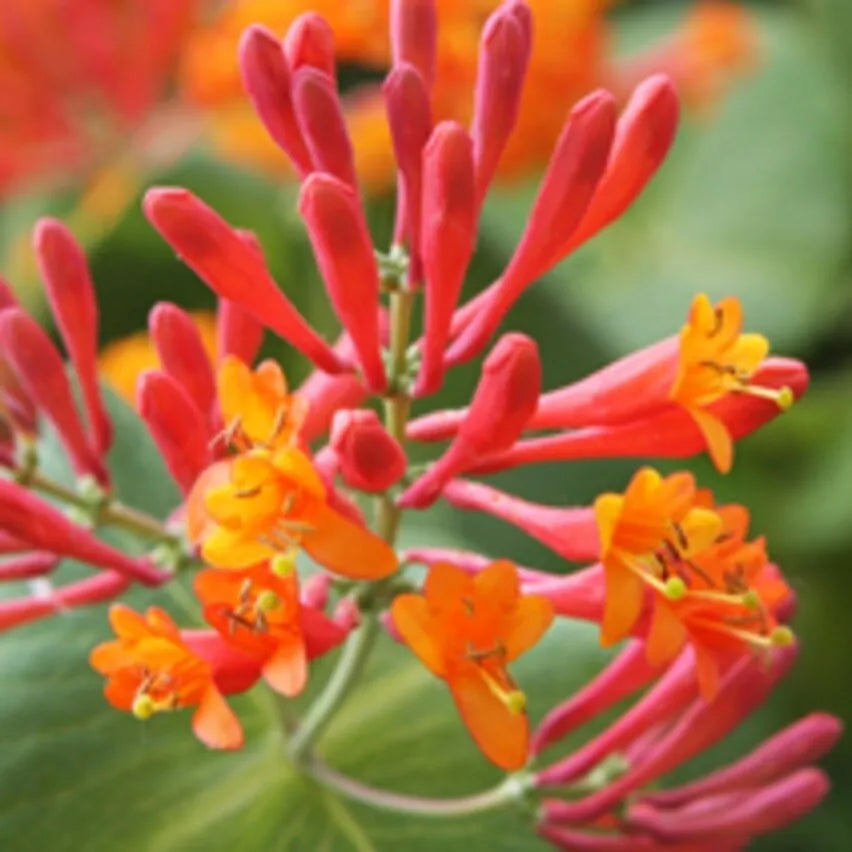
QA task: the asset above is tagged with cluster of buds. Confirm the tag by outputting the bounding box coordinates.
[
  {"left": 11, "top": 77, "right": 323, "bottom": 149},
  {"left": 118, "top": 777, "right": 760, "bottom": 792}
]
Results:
[{"left": 0, "top": 1, "right": 838, "bottom": 847}]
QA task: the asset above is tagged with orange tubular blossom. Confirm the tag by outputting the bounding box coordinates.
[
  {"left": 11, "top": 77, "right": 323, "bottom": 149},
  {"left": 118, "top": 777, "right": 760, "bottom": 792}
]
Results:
[
  {"left": 89, "top": 604, "right": 243, "bottom": 749},
  {"left": 392, "top": 560, "right": 553, "bottom": 770}
]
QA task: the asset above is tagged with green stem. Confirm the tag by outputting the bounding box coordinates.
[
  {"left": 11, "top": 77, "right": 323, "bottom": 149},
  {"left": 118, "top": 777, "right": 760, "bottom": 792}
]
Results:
[
  {"left": 287, "top": 612, "right": 380, "bottom": 762},
  {"left": 305, "top": 758, "right": 530, "bottom": 818}
]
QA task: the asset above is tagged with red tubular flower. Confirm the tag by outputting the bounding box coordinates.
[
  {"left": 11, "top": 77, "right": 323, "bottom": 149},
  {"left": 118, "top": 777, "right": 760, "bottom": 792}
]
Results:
[
  {"left": 292, "top": 66, "right": 357, "bottom": 188},
  {"left": 149, "top": 302, "right": 217, "bottom": 418},
  {"left": 90, "top": 604, "right": 256, "bottom": 749},
  {"left": 144, "top": 187, "right": 346, "bottom": 374},
  {"left": 402, "top": 546, "right": 549, "bottom": 586},
  {"left": 330, "top": 409, "right": 407, "bottom": 493},
  {"left": 0, "top": 308, "right": 108, "bottom": 485},
  {"left": 216, "top": 298, "right": 264, "bottom": 366},
  {"left": 400, "top": 332, "right": 541, "bottom": 508},
  {"left": 195, "top": 561, "right": 346, "bottom": 696},
  {"left": 298, "top": 173, "right": 386, "bottom": 391},
  {"left": 0, "top": 552, "right": 58, "bottom": 581},
  {"left": 446, "top": 75, "right": 678, "bottom": 366},
  {"left": 415, "top": 121, "right": 477, "bottom": 396},
  {"left": 137, "top": 369, "right": 212, "bottom": 495},
  {"left": 0, "top": 571, "right": 129, "bottom": 632},
  {"left": 0, "top": 280, "right": 36, "bottom": 434},
  {"left": 383, "top": 63, "right": 432, "bottom": 279},
  {"left": 33, "top": 218, "right": 112, "bottom": 454},
  {"left": 445, "top": 89, "right": 617, "bottom": 367},
  {"left": 0, "top": 479, "right": 166, "bottom": 585},
  {"left": 390, "top": 0, "right": 437, "bottom": 90},
  {"left": 283, "top": 12, "right": 336, "bottom": 78},
  {"left": 532, "top": 640, "right": 660, "bottom": 755},
  {"left": 441, "top": 479, "right": 600, "bottom": 563},
  {"left": 471, "top": 3, "right": 532, "bottom": 206},
  {"left": 238, "top": 25, "right": 312, "bottom": 176}
]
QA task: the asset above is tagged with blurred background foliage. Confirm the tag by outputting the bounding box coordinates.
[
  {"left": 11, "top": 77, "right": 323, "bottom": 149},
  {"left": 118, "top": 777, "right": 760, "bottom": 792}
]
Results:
[{"left": 0, "top": 0, "right": 850, "bottom": 849}]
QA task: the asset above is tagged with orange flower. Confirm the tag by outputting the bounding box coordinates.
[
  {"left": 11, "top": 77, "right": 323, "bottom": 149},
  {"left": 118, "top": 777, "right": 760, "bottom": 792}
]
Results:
[
  {"left": 188, "top": 446, "right": 398, "bottom": 579},
  {"left": 89, "top": 604, "right": 243, "bottom": 749},
  {"left": 670, "top": 294, "right": 793, "bottom": 472},
  {"left": 391, "top": 560, "right": 553, "bottom": 770},
  {"left": 218, "top": 355, "right": 308, "bottom": 450},
  {"left": 594, "top": 467, "right": 722, "bottom": 646},
  {"left": 645, "top": 498, "right": 794, "bottom": 699},
  {"left": 194, "top": 558, "right": 347, "bottom": 696}
]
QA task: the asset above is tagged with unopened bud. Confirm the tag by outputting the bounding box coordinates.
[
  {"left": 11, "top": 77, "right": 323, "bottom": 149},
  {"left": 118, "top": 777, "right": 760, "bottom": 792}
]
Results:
[{"left": 330, "top": 409, "right": 407, "bottom": 493}]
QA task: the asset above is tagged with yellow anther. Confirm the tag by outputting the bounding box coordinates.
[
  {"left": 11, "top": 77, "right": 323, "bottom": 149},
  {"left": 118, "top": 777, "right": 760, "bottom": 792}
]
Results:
[
  {"left": 742, "top": 589, "right": 760, "bottom": 609},
  {"left": 505, "top": 690, "right": 527, "bottom": 715},
  {"left": 776, "top": 386, "right": 794, "bottom": 411},
  {"left": 256, "top": 590, "right": 280, "bottom": 612},
  {"left": 132, "top": 694, "right": 156, "bottom": 720},
  {"left": 770, "top": 625, "right": 795, "bottom": 647},
  {"left": 664, "top": 576, "right": 688, "bottom": 601},
  {"left": 270, "top": 553, "right": 296, "bottom": 577}
]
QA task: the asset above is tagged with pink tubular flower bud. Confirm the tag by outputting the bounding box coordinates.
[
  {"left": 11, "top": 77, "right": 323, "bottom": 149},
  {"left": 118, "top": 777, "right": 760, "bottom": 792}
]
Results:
[
  {"left": 383, "top": 63, "right": 432, "bottom": 277},
  {"left": 441, "top": 479, "right": 600, "bottom": 562},
  {"left": 0, "top": 309, "right": 108, "bottom": 485},
  {"left": 471, "top": 358, "right": 808, "bottom": 475},
  {"left": 137, "top": 370, "right": 212, "bottom": 496},
  {"left": 238, "top": 25, "right": 312, "bottom": 176},
  {"left": 298, "top": 174, "right": 386, "bottom": 392},
  {"left": 390, "top": 0, "right": 437, "bottom": 90},
  {"left": 143, "top": 188, "right": 345, "bottom": 374},
  {"left": 292, "top": 67, "right": 357, "bottom": 188},
  {"left": 532, "top": 641, "right": 660, "bottom": 755},
  {"left": 641, "top": 712, "right": 842, "bottom": 809},
  {"left": 415, "top": 121, "right": 477, "bottom": 397},
  {"left": 330, "top": 409, "right": 406, "bottom": 493},
  {"left": 399, "top": 332, "right": 541, "bottom": 508},
  {"left": 446, "top": 90, "right": 616, "bottom": 366},
  {"left": 0, "top": 571, "right": 130, "bottom": 632},
  {"left": 33, "top": 218, "right": 112, "bottom": 454},
  {"left": 216, "top": 298, "right": 264, "bottom": 366},
  {"left": 628, "top": 768, "right": 829, "bottom": 844},
  {"left": 283, "top": 13, "right": 336, "bottom": 78},
  {"left": 0, "top": 552, "right": 58, "bottom": 581},
  {"left": 149, "top": 302, "right": 216, "bottom": 417},
  {"left": 300, "top": 572, "right": 332, "bottom": 611},
  {"left": 0, "top": 480, "right": 166, "bottom": 585},
  {"left": 0, "top": 531, "right": 30, "bottom": 553},
  {"left": 402, "top": 546, "right": 549, "bottom": 586},
  {"left": 471, "top": 4, "right": 532, "bottom": 205}
]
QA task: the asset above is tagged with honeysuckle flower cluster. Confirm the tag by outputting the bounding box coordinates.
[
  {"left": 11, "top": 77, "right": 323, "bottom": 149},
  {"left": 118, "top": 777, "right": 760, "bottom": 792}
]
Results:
[{"left": 0, "top": 1, "right": 838, "bottom": 847}]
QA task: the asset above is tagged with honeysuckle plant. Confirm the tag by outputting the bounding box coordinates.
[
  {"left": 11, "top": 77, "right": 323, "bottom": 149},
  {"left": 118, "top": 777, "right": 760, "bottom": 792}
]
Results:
[{"left": 0, "top": 1, "right": 840, "bottom": 849}]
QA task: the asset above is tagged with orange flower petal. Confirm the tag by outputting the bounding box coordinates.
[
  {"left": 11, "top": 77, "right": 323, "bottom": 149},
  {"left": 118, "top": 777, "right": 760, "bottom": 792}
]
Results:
[
  {"left": 391, "top": 594, "right": 445, "bottom": 677},
  {"left": 448, "top": 667, "right": 529, "bottom": 771},
  {"left": 271, "top": 447, "right": 327, "bottom": 500},
  {"left": 191, "top": 685, "right": 244, "bottom": 750},
  {"left": 107, "top": 602, "right": 150, "bottom": 639},
  {"left": 503, "top": 595, "right": 554, "bottom": 662},
  {"left": 474, "top": 559, "right": 519, "bottom": 610},
  {"left": 600, "top": 559, "right": 645, "bottom": 646},
  {"left": 693, "top": 641, "right": 722, "bottom": 702},
  {"left": 202, "top": 526, "right": 274, "bottom": 569},
  {"left": 302, "top": 502, "right": 398, "bottom": 579},
  {"left": 688, "top": 405, "right": 733, "bottom": 473},
  {"left": 424, "top": 561, "right": 471, "bottom": 606},
  {"left": 262, "top": 636, "right": 308, "bottom": 696},
  {"left": 646, "top": 598, "right": 688, "bottom": 667},
  {"left": 187, "top": 460, "right": 232, "bottom": 543}
]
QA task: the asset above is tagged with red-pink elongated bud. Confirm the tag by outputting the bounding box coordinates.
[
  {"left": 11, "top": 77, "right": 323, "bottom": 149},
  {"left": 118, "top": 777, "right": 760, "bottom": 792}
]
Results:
[
  {"left": 182, "top": 629, "right": 264, "bottom": 695},
  {"left": 402, "top": 546, "right": 548, "bottom": 585},
  {"left": 641, "top": 713, "right": 842, "bottom": 808},
  {"left": 532, "top": 641, "right": 659, "bottom": 755},
  {"left": 238, "top": 25, "right": 312, "bottom": 176},
  {"left": 565, "top": 74, "right": 679, "bottom": 252},
  {"left": 526, "top": 564, "right": 610, "bottom": 623},
  {"left": 34, "top": 218, "right": 112, "bottom": 453},
  {"left": 300, "top": 572, "right": 332, "bottom": 610},
  {"left": 390, "top": 0, "right": 437, "bottom": 90},
  {"left": 383, "top": 63, "right": 432, "bottom": 275},
  {"left": 442, "top": 479, "right": 599, "bottom": 562},
  {"left": 284, "top": 12, "right": 335, "bottom": 78},
  {"left": 298, "top": 174, "right": 386, "bottom": 391},
  {"left": 144, "top": 188, "right": 345, "bottom": 374},
  {"left": 330, "top": 409, "right": 406, "bottom": 493},
  {"left": 537, "top": 823, "right": 730, "bottom": 852},
  {"left": 415, "top": 122, "right": 477, "bottom": 397},
  {"left": 292, "top": 68, "right": 357, "bottom": 187},
  {"left": 0, "top": 571, "right": 130, "bottom": 632},
  {"left": 536, "top": 648, "right": 698, "bottom": 787},
  {"left": 471, "top": 5, "right": 531, "bottom": 205},
  {"left": 400, "top": 333, "right": 541, "bottom": 508},
  {"left": 0, "top": 552, "right": 58, "bottom": 581},
  {"left": 149, "top": 302, "right": 216, "bottom": 417},
  {"left": 446, "top": 91, "right": 616, "bottom": 366},
  {"left": 0, "top": 309, "right": 108, "bottom": 485},
  {"left": 628, "top": 768, "right": 829, "bottom": 844},
  {"left": 0, "top": 280, "right": 36, "bottom": 433},
  {"left": 216, "top": 298, "right": 264, "bottom": 366},
  {"left": 137, "top": 370, "right": 211, "bottom": 496},
  {"left": 0, "top": 479, "right": 165, "bottom": 585},
  {"left": 472, "top": 358, "right": 808, "bottom": 475},
  {"left": 542, "top": 647, "right": 797, "bottom": 824},
  {"left": 0, "top": 531, "right": 28, "bottom": 554},
  {"left": 332, "top": 595, "right": 361, "bottom": 632}
]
